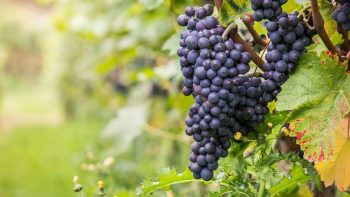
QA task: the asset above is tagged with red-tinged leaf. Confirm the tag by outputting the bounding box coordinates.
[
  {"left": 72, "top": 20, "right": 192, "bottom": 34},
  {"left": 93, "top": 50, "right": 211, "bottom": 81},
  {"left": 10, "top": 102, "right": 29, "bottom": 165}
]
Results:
[{"left": 315, "top": 117, "right": 350, "bottom": 191}]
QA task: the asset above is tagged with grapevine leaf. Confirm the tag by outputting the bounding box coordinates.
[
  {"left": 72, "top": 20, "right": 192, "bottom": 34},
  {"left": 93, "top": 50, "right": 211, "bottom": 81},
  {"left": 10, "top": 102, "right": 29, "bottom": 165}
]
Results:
[
  {"left": 139, "top": 168, "right": 202, "bottom": 196},
  {"left": 315, "top": 117, "right": 350, "bottom": 191},
  {"left": 294, "top": 0, "right": 309, "bottom": 4},
  {"left": 285, "top": 75, "right": 350, "bottom": 162},
  {"left": 102, "top": 103, "right": 148, "bottom": 154},
  {"left": 162, "top": 33, "right": 179, "bottom": 56},
  {"left": 319, "top": 0, "right": 337, "bottom": 36},
  {"left": 276, "top": 52, "right": 347, "bottom": 111},
  {"left": 256, "top": 152, "right": 292, "bottom": 167},
  {"left": 277, "top": 51, "right": 350, "bottom": 162},
  {"left": 309, "top": 32, "right": 343, "bottom": 57},
  {"left": 255, "top": 110, "right": 289, "bottom": 134},
  {"left": 218, "top": 0, "right": 251, "bottom": 26},
  {"left": 309, "top": 36, "right": 328, "bottom": 54},
  {"left": 282, "top": 0, "right": 303, "bottom": 13},
  {"left": 207, "top": 187, "right": 233, "bottom": 197},
  {"left": 138, "top": 0, "right": 164, "bottom": 10},
  {"left": 289, "top": 154, "right": 322, "bottom": 190},
  {"left": 269, "top": 165, "right": 311, "bottom": 196},
  {"left": 253, "top": 20, "right": 267, "bottom": 35},
  {"left": 331, "top": 32, "right": 344, "bottom": 46}
]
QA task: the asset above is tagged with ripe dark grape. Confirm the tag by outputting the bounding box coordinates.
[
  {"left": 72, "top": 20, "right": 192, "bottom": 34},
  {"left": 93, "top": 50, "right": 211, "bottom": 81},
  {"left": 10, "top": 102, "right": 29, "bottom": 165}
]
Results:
[
  {"left": 185, "top": 35, "right": 199, "bottom": 49},
  {"left": 332, "top": 2, "right": 350, "bottom": 31},
  {"left": 250, "top": 0, "right": 286, "bottom": 21}
]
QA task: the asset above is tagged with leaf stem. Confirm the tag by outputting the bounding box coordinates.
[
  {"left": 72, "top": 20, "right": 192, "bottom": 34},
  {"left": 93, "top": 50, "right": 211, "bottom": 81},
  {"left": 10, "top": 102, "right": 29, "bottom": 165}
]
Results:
[
  {"left": 143, "top": 124, "right": 190, "bottom": 144},
  {"left": 247, "top": 72, "right": 263, "bottom": 78},
  {"left": 257, "top": 180, "right": 266, "bottom": 197},
  {"left": 222, "top": 23, "right": 237, "bottom": 40},
  {"left": 214, "top": 0, "right": 223, "bottom": 12},
  {"left": 242, "top": 16, "right": 268, "bottom": 47}
]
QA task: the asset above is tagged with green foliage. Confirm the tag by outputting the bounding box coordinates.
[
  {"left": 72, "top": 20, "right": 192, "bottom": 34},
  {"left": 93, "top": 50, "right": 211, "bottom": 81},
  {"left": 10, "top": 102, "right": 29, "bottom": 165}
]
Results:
[
  {"left": 276, "top": 52, "right": 347, "bottom": 111},
  {"left": 139, "top": 168, "right": 199, "bottom": 196},
  {"left": 319, "top": 0, "right": 337, "bottom": 35},
  {"left": 282, "top": 0, "right": 303, "bottom": 13},
  {"left": 3, "top": 0, "right": 347, "bottom": 196},
  {"left": 277, "top": 52, "right": 350, "bottom": 162},
  {"left": 162, "top": 33, "right": 180, "bottom": 56},
  {"left": 102, "top": 103, "right": 149, "bottom": 155},
  {"left": 218, "top": 0, "right": 251, "bottom": 26},
  {"left": 134, "top": 1, "right": 350, "bottom": 196},
  {"left": 269, "top": 165, "right": 311, "bottom": 196}
]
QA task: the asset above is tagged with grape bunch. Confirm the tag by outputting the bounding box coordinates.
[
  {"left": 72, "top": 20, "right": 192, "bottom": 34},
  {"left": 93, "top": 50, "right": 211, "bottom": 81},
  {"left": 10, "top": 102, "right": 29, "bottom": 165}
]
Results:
[
  {"left": 332, "top": 1, "right": 350, "bottom": 31},
  {"left": 177, "top": 4, "right": 260, "bottom": 180},
  {"left": 176, "top": 3, "right": 314, "bottom": 181},
  {"left": 250, "top": 0, "right": 287, "bottom": 21},
  {"left": 261, "top": 12, "right": 314, "bottom": 97}
]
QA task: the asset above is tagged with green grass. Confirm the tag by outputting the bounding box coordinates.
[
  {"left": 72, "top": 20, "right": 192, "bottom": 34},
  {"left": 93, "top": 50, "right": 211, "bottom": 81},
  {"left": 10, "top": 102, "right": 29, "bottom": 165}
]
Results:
[{"left": 0, "top": 120, "right": 105, "bottom": 197}]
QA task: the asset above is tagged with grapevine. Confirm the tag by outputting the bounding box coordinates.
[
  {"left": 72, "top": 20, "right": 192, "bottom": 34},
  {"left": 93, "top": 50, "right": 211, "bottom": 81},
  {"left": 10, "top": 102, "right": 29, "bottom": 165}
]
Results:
[
  {"left": 177, "top": 5, "right": 262, "bottom": 180},
  {"left": 176, "top": 0, "right": 348, "bottom": 183}
]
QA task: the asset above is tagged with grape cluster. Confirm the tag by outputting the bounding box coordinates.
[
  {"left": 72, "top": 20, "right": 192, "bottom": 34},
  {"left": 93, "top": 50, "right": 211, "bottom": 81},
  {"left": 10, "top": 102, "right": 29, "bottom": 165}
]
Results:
[
  {"left": 332, "top": 2, "right": 350, "bottom": 31},
  {"left": 261, "top": 12, "right": 314, "bottom": 97},
  {"left": 250, "top": 0, "right": 287, "bottom": 21},
  {"left": 177, "top": 3, "right": 314, "bottom": 181},
  {"left": 177, "top": 4, "right": 261, "bottom": 180}
]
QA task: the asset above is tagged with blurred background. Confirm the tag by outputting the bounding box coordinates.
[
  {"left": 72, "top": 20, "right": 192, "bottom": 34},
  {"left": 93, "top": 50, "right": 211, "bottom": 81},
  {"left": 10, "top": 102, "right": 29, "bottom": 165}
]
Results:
[{"left": 0, "top": 0, "right": 213, "bottom": 196}]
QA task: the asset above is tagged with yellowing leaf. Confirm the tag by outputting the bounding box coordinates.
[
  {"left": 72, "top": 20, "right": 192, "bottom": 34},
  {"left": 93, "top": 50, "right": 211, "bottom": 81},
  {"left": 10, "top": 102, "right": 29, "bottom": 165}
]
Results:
[
  {"left": 280, "top": 52, "right": 350, "bottom": 162},
  {"left": 315, "top": 117, "right": 350, "bottom": 191}
]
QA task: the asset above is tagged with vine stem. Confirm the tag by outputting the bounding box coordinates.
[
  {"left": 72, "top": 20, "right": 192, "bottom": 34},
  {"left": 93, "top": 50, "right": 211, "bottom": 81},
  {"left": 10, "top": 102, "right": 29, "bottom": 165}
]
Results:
[
  {"left": 214, "top": 0, "right": 223, "bottom": 11},
  {"left": 223, "top": 23, "right": 265, "bottom": 70},
  {"left": 257, "top": 180, "right": 266, "bottom": 197},
  {"left": 247, "top": 72, "right": 263, "bottom": 78},
  {"left": 143, "top": 124, "right": 190, "bottom": 144},
  {"left": 310, "top": 0, "right": 342, "bottom": 59},
  {"left": 242, "top": 16, "right": 268, "bottom": 47}
]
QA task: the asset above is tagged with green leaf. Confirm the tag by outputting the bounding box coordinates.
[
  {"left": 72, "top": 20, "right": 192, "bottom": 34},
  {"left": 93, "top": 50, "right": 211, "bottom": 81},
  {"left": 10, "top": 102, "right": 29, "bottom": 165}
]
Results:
[
  {"left": 138, "top": 0, "right": 164, "bottom": 10},
  {"left": 253, "top": 21, "right": 267, "bottom": 37},
  {"left": 282, "top": 0, "right": 303, "bottom": 13},
  {"left": 162, "top": 33, "right": 179, "bottom": 56},
  {"left": 286, "top": 85, "right": 350, "bottom": 162},
  {"left": 255, "top": 111, "right": 289, "bottom": 134},
  {"left": 276, "top": 52, "right": 347, "bottom": 111},
  {"left": 139, "top": 168, "right": 202, "bottom": 196},
  {"left": 219, "top": 0, "right": 251, "bottom": 26},
  {"left": 277, "top": 52, "right": 350, "bottom": 162},
  {"left": 102, "top": 103, "right": 149, "bottom": 154},
  {"left": 256, "top": 152, "right": 291, "bottom": 167},
  {"left": 294, "top": 0, "right": 309, "bottom": 4},
  {"left": 309, "top": 36, "right": 328, "bottom": 54},
  {"left": 319, "top": 0, "right": 337, "bottom": 36},
  {"left": 270, "top": 165, "right": 311, "bottom": 196},
  {"left": 330, "top": 32, "right": 344, "bottom": 46},
  {"left": 207, "top": 187, "right": 234, "bottom": 197}
]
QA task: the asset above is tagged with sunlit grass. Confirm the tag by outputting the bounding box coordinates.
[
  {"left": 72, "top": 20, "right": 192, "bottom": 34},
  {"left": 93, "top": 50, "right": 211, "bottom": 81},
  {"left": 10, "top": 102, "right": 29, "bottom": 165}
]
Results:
[{"left": 0, "top": 120, "right": 105, "bottom": 197}]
